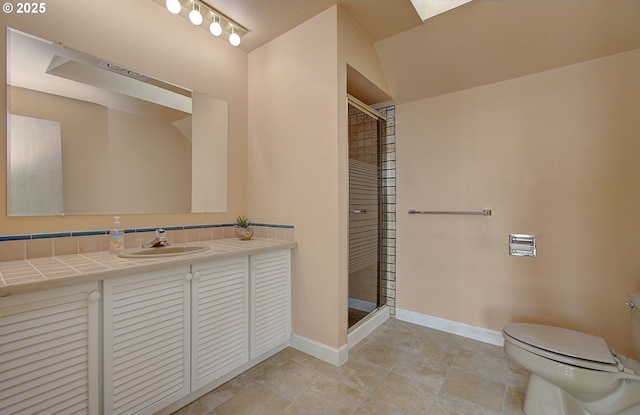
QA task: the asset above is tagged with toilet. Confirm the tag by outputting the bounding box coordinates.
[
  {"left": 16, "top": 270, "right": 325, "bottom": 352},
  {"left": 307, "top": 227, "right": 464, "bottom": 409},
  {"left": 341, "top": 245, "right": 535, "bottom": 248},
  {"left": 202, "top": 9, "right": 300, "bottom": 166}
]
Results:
[{"left": 502, "top": 291, "right": 640, "bottom": 415}]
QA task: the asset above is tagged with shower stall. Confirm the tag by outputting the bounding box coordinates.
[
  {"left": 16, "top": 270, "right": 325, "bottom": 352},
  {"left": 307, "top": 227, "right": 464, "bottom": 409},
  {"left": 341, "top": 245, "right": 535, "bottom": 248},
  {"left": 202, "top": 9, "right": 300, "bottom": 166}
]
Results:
[{"left": 347, "top": 96, "right": 390, "bottom": 329}]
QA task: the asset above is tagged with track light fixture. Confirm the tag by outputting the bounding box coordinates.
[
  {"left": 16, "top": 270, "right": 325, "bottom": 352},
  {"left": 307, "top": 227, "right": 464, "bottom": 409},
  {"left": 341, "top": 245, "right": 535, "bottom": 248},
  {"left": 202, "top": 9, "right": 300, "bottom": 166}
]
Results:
[
  {"left": 229, "top": 26, "right": 241, "bottom": 46},
  {"left": 156, "top": 0, "right": 248, "bottom": 47},
  {"left": 188, "top": 2, "right": 203, "bottom": 25},
  {"left": 209, "top": 14, "right": 222, "bottom": 36},
  {"left": 166, "top": 0, "right": 181, "bottom": 14}
]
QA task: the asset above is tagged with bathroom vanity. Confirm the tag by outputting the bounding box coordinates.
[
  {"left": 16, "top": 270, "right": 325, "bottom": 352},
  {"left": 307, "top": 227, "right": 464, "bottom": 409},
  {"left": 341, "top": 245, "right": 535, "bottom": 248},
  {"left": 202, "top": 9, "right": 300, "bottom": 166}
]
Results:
[{"left": 0, "top": 239, "right": 295, "bottom": 415}]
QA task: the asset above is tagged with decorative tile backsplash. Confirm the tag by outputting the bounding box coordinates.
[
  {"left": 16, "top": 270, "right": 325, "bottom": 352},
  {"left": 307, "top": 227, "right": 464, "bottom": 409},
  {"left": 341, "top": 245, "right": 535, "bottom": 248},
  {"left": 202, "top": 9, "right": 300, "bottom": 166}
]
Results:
[{"left": 0, "top": 222, "right": 295, "bottom": 262}]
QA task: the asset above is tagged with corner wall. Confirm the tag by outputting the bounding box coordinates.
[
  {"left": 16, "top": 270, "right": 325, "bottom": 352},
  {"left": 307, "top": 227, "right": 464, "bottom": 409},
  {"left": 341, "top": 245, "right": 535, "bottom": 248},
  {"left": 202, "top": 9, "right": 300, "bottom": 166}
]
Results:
[
  {"left": 396, "top": 49, "right": 640, "bottom": 357},
  {"left": 248, "top": 8, "right": 342, "bottom": 350},
  {"left": 248, "top": 6, "right": 392, "bottom": 357}
]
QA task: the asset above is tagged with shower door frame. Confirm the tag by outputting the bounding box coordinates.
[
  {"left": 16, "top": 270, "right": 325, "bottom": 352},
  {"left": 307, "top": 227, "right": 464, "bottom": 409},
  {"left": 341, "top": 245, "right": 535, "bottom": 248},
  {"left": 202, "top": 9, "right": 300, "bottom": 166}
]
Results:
[{"left": 347, "top": 95, "right": 388, "bottom": 328}]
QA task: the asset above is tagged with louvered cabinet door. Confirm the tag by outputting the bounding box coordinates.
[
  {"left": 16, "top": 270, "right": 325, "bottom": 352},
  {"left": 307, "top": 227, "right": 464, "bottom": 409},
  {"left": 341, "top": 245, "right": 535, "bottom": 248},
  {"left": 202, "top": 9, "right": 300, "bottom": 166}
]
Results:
[
  {"left": 191, "top": 257, "right": 248, "bottom": 390},
  {"left": 250, "top": 250, "right": 291, "bottom": 359},
  {"left": 103, "top": 266, "right": 191, "bottom": 415},
  {"left": 0, "top": 282, "right": 100, "bottom": 415}
]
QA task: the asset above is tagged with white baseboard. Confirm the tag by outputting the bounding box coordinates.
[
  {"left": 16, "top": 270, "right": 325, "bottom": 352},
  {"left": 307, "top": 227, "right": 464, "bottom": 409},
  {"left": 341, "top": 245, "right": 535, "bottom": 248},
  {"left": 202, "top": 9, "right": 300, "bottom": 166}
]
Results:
[
  {"left": 289, "top": 305, "right": 390, "bottom": 367},
  {"left": 396, "top": 308, "right": 504, "bottom": 347},
  {"left": 348, "top": 297, "right": 377, "bottom": 313},
  {"left": 290, "top": 334, "right": 349, "bottom": 367},
  {"left": 347, "top": 305, "right": 389, "bottom": 349}
]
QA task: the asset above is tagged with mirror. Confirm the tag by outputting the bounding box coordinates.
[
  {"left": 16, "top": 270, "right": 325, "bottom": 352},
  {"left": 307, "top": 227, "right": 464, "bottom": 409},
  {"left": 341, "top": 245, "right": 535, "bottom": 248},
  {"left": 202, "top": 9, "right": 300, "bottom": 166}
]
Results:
[{"left": 6, "top": 28, "right": 228, "bottom": 216}]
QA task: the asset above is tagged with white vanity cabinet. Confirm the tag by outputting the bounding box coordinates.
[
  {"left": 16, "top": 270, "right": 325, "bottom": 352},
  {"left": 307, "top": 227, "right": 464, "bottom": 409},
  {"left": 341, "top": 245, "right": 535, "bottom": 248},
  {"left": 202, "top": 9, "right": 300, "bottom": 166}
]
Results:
[
  {"left": 0, "top": 244, "right": 293, "bottom": 415},
  {"left": 102, "top": 266, "right": 191, "bottom": 415},
  {"left": 250, "top": 249, "right": 292, "bottom": 359},
  {"left": 191, "top": 257, "right": 249, "bottom": 390},
  {"left": 0, "top": 282, "right": 100, "bottom": 415}
]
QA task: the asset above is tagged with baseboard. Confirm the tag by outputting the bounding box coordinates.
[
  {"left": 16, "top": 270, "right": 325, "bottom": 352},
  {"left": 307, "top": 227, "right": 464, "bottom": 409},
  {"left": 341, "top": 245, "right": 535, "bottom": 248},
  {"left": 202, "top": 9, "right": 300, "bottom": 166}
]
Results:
[
  {"left": 347, "top": 305, "right": 389, "bottom": 349},
  {"left": 289, "top": 334, "right": 349, "bottom": 367},
  {"left": 348, "top": 297, "right": 377, "bottom": 312},
  {"left": 396, "top": 308, "right": 504, "bottom": 347}
]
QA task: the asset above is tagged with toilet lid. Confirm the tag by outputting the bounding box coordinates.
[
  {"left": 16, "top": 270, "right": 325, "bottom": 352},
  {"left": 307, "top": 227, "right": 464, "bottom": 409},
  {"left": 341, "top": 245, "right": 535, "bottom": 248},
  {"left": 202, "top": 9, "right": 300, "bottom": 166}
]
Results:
[{"left": 503, "top": 323, "right": 616, "bottom": 365}]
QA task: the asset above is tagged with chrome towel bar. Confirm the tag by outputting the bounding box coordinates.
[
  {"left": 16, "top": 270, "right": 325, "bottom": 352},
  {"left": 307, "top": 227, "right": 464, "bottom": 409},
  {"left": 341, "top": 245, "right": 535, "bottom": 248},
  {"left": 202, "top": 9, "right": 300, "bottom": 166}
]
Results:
[{"left": 408, "top": 209, "right": 492, "bottom": 216}]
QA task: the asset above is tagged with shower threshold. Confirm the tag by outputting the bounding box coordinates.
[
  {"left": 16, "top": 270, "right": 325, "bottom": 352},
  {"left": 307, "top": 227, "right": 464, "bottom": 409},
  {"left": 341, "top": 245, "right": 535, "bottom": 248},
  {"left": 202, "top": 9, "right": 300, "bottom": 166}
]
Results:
[{"left": 347, "top": 305, "right": 390, "bottom": 349}]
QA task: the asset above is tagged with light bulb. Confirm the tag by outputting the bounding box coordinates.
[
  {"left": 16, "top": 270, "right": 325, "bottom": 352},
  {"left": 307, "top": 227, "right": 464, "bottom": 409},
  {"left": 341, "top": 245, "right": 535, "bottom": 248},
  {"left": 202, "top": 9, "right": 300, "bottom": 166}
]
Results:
[
  {"left": 229, "top": 28, "right": 241, "bottom": 46},
  {"left": 189, "top": 3, "right": 203, "bottom": 25},
  {"left": 209, "top": 16, "right": 222, "bottom": 36},
  {"left": 166, "top": 0, "right": 181, "bottom": 14}
]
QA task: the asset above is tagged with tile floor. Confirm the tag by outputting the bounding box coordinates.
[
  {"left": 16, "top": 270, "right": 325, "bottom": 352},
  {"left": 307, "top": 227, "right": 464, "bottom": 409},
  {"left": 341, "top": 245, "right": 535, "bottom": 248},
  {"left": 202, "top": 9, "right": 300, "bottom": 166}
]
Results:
[{"left": 172, "top": 318, "right": 529, "bottom": 415}]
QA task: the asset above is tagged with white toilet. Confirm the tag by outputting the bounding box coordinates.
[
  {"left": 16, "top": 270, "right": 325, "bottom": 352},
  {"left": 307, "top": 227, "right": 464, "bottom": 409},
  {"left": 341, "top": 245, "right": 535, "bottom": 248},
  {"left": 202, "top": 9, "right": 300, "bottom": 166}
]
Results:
[{"left": 502, "top": 291, "right": 640, "bottom": 415}]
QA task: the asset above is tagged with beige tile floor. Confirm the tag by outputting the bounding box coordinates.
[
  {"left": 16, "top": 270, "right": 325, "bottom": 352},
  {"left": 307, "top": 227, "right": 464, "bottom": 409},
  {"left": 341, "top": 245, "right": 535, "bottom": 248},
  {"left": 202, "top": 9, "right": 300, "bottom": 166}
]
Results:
[{"left": 172, "top": 318, "right": 529, "bottom": 415}]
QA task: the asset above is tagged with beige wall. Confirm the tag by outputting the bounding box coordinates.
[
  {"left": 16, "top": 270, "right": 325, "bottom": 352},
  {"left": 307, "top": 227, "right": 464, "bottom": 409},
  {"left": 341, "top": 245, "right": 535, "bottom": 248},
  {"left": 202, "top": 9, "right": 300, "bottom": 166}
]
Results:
[
  {"left": 396, "top": 49, "right": 640, "bottom": 357},
  {"left": 337, "top": 8, "right": 392, "bottom": 103},
  {"left": 248, "top": 7, "right": 342, "bottom": 349},
  {"left": 1, "top": 0, "right": 248, "bottom": 234},
  {"left": 248, "top": 6, "right": 390, "bottom": 350}
]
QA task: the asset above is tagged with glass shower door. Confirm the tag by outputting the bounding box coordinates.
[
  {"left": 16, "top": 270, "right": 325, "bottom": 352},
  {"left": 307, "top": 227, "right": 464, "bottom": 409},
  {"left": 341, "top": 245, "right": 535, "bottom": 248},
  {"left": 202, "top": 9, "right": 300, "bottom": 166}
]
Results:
[{"left": 347, "top": 99, "right": 385, "bottom": 328}]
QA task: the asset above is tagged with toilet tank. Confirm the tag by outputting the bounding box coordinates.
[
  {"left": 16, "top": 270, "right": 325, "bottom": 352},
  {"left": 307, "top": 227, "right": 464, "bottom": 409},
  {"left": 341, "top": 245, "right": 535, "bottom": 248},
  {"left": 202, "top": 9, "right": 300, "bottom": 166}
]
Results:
[{"left": 631, "top": 291, "right": 640, "bottom": 358}]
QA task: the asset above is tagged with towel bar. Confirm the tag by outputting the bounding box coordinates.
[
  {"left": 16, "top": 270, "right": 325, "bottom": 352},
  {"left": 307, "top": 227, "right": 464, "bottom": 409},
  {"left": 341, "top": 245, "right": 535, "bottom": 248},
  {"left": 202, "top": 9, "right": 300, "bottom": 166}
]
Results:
[{"left": 408, "top": 209, "right": 492, "bottom": 216}]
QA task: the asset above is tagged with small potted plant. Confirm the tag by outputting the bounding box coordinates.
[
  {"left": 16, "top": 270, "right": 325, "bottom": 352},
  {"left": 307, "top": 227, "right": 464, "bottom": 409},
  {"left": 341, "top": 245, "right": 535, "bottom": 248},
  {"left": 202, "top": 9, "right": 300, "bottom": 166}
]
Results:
[{"left": 235, "top": 215, "right": 254, "bottom": 240}]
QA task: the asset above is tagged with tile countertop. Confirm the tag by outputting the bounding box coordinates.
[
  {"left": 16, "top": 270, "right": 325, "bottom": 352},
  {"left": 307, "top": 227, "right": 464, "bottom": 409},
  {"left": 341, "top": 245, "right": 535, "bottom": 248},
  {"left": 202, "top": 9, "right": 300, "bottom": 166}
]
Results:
[{"left": 0, "top": 238, "right": 297, "bottom": 297}]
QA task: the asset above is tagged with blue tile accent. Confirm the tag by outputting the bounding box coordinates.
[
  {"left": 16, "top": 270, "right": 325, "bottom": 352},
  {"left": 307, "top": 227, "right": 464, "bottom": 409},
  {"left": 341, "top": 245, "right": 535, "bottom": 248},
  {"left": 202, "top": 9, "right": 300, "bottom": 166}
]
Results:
[
  {"left": 32, "top": 232, "right": 72, "bottom": 239},
  {"left": 71, "top": 230, "right": 107, "bottom": 237},
  {"left": 0, "top": 222, "right": 294, "bottom": 242},
  {"left": 252, "top": 223, "right": 295, "bottom": 229},
  {"left": 133, "top": 227, "right": 158, "bottom": 233},
  {"left": 0, "top": 234, "right": 30, "bottom": 242}
]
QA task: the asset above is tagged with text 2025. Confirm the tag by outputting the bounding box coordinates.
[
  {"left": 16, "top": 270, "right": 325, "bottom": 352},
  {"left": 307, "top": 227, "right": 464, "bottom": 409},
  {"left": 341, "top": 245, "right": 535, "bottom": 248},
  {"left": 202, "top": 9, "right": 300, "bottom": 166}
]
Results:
[{"left": 17, "top": 2, "right": 46, "bottom": 13}]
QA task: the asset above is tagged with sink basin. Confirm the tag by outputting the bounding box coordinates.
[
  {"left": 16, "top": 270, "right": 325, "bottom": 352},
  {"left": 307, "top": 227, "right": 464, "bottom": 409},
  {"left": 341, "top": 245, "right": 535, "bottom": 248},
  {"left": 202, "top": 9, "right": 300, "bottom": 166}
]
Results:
[{"left": 119, "top": 244, "right": 210, "bottom": 258}]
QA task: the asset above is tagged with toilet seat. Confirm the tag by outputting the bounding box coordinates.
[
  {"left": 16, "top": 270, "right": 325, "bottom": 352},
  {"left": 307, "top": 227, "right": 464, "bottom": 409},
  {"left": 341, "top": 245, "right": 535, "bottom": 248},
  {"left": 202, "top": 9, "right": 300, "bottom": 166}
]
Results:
[{"left": 503, "top": 323, "right": 620, "bottom": 373}]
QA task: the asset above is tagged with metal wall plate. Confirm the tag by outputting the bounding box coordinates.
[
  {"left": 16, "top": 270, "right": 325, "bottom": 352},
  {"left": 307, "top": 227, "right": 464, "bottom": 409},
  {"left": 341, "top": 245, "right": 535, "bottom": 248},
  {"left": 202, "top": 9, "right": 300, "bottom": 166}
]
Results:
[{"left": 509, "top": 234, "right": 536, "bottom": 257}]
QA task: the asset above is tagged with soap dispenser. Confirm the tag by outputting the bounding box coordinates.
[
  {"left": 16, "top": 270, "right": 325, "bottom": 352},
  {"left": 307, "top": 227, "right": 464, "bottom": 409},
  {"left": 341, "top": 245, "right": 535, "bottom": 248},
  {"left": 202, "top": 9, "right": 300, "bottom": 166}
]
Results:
[{"left": 110, "top": 216, "right": 124, "bottom": 254}]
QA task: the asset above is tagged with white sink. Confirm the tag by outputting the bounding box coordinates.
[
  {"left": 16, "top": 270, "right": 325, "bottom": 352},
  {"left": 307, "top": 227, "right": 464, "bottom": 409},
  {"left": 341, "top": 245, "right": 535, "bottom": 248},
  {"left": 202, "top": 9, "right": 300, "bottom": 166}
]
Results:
[{"left": 119, "top": 244, "right": 209, "bottom": 258}]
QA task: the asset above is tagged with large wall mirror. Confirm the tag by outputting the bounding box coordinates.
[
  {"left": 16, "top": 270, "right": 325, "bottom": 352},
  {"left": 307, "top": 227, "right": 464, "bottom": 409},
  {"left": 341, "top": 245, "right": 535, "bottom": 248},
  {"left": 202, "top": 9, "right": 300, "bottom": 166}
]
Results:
[{"left": 6, "top": 28, "right": 228, "bottom": 216}]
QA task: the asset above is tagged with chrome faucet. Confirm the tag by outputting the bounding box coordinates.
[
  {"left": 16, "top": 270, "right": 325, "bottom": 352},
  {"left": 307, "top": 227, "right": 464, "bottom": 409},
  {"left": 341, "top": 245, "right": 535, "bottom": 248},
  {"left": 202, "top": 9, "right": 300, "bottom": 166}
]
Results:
[{"left": 143, "top": 228, "right": 169, "bottom": 248}]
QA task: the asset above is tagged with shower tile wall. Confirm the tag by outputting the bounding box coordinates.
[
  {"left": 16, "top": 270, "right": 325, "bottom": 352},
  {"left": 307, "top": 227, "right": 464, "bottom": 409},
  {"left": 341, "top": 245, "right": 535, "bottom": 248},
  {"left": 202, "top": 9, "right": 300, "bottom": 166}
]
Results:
[
  {"left": 349, "top": 113, "right": 378, "bottom": 164},
  {"left": 348, "top": 105, "right": 396, "bottom": 317},
  {"left": 379, "top": 105, "right": 396, "bottom": 317}
]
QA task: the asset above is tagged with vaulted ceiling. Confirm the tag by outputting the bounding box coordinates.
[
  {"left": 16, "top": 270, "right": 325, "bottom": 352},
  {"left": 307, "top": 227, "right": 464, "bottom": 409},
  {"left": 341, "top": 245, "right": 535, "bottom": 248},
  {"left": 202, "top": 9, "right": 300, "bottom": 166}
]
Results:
[{"left": 203, "top": 0, "right": 640, "bottom": 103}]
